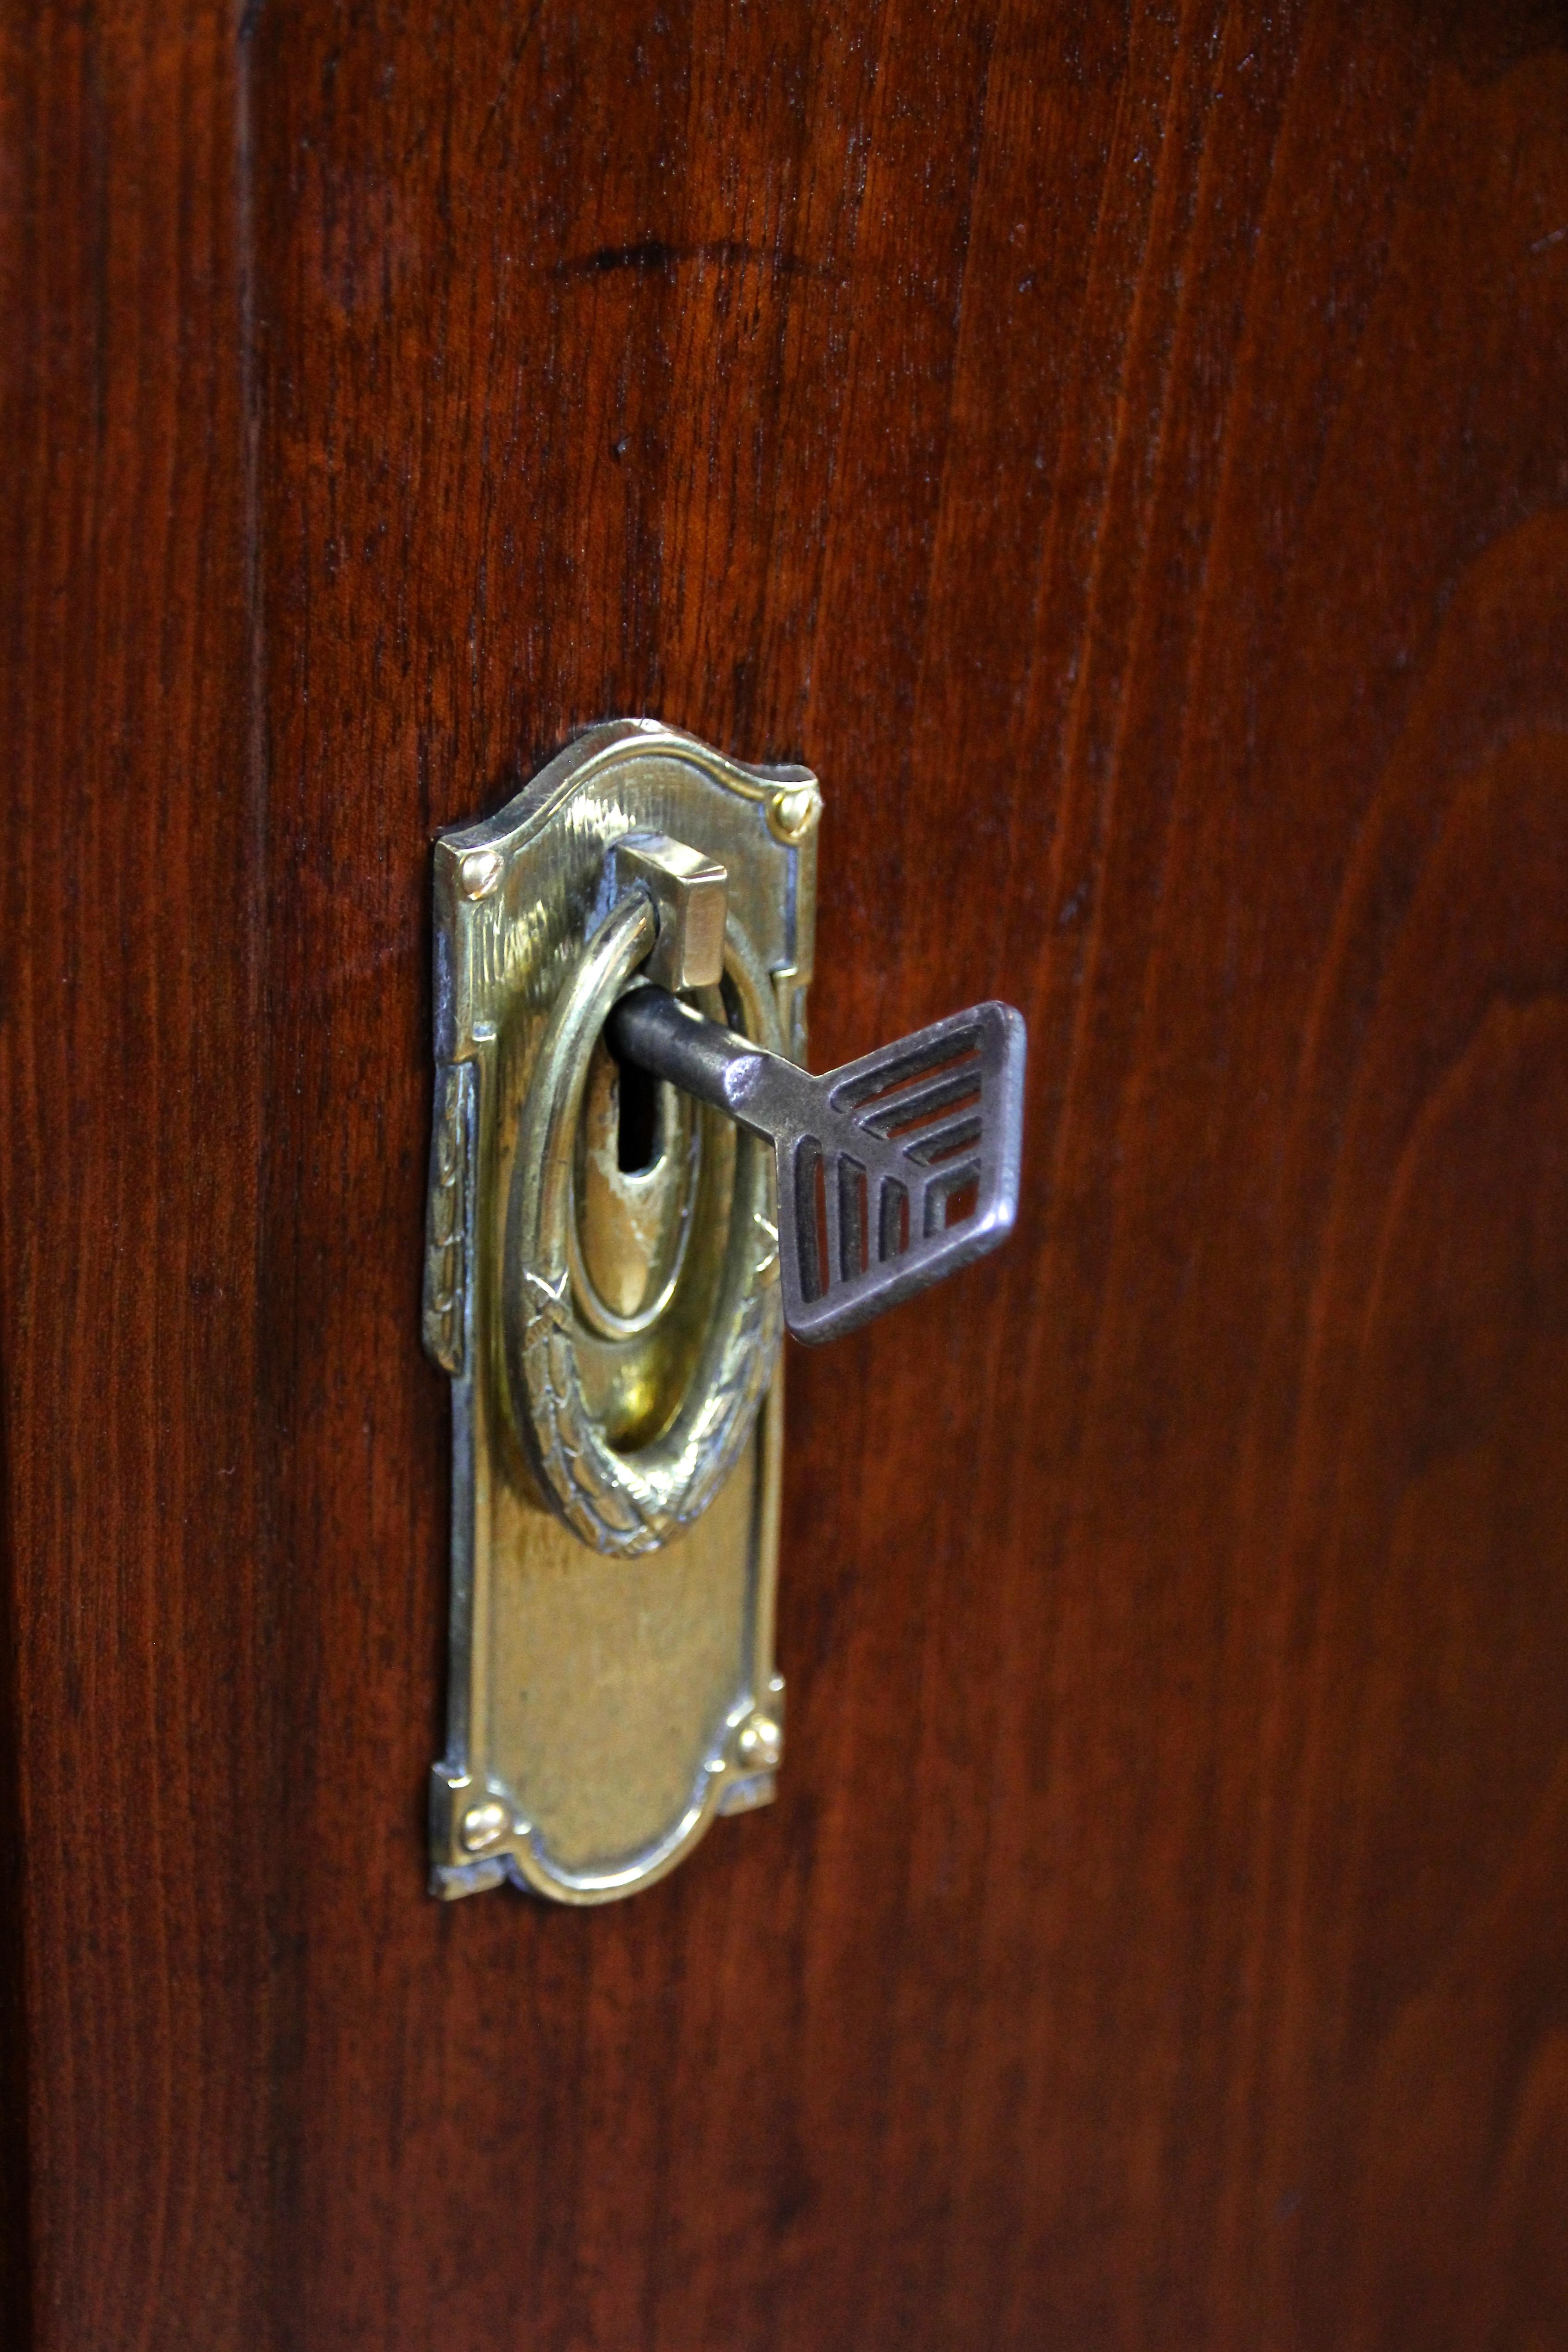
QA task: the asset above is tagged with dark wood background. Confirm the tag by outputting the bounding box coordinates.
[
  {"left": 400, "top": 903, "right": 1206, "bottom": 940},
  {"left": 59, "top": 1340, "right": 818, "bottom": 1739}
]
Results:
[{"left": 4, "top": 2, "right": 1568, "bottom": 2346}]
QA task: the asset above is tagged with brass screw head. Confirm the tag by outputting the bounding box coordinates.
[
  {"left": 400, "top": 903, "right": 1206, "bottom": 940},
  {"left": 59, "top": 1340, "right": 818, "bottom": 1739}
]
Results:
[
  {"left": 765, "top": 784, "right": 821, "bottom": 846},
  {"left": 459, "top": 1798, "right": 508, "bottom": 1852},
  {"left": 459, "top": 847, "right": 505, "bottom": 900},
  {"left": 737, "top": 1715, "right": 782, "bottom": 1770}
]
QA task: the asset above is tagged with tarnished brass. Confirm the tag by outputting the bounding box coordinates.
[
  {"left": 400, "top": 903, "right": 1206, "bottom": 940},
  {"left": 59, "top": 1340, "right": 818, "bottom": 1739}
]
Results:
[
  {"left": 505, "top": 889, "right": 785, "bottom": 1552},
  {"left": 608, "top": 830, "right": 729, "bottom": 991},
  {"left": 424, "top": 721, "right": 818, "bottom": 1903},
  {"left": 571, "top": 1034, "right": 699, "bottom": 1333}
]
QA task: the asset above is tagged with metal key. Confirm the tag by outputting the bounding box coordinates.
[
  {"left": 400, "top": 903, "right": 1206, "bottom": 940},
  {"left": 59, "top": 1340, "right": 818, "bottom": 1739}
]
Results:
[{"left": 607, "top": 984, "right": 1026, "bottom": 1344}]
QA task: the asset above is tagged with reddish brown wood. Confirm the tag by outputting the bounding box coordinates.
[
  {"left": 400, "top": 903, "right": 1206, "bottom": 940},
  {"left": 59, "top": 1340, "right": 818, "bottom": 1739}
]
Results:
[
  {"left": 0, "top": 1, "right": 275, "bottom": 2344},
  {"left": 4, "top": 3, "right": 1568, "bottom": 2346}
]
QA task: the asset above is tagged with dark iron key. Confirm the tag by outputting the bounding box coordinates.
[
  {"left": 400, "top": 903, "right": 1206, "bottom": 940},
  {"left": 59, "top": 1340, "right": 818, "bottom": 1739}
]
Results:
[{"left": 607, "top": 985, "right": 1026, "bottom": 1344}]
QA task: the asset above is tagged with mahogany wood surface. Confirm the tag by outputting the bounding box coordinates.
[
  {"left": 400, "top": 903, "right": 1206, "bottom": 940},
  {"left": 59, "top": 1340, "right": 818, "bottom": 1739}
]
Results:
[{"left": 4, "top": 3, "right": 1568, "bottom": 2346}]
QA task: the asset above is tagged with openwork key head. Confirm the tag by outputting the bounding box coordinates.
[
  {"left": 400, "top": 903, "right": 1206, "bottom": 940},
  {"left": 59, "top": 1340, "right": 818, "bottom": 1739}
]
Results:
[
  {"left": 607, "top": 982, "right": 1026, "bottom": 1346},
  {"left": 775, "top": 1000, "right": 1026, "bottom": 1343}
]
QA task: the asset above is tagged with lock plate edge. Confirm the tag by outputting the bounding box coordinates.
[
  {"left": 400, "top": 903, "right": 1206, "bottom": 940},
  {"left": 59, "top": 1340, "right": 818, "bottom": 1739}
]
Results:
[{"left": 423, "top": 721, "right": 819, "bottom": 1903}]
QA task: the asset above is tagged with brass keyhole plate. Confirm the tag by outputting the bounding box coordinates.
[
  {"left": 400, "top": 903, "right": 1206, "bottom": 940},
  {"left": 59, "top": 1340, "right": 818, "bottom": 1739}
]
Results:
[{"left": 422, "top": 721, "right": 819, "bottom": 1903}]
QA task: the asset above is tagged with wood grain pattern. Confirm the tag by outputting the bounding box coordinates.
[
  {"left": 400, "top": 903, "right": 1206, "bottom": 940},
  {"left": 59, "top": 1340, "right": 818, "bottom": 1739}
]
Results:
[
  {"left": 0, "top": 2, "right": 274, "bottom": 2345},
  {"left": 4, "top": 2, "right": 1568, "bottom": 2346}
]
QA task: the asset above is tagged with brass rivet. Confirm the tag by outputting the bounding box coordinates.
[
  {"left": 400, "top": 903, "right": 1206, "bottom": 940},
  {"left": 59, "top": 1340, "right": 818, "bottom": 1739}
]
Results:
[
  {"left": 459, "top": 847, "right": 505, "bottom": 899},
  {"left": 737, "top": 1715, "right": 782, "bottom": 1770},
  {"left": 765, "top": 785, "right": 820, "bottom": 846},
  {"left": 459, "top": 1799, "right": 508, "bottom": 1852}
]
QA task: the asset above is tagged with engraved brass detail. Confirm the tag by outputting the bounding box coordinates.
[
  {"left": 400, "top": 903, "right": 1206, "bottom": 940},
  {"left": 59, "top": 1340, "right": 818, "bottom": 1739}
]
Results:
[
  {"left": 503, "top": 890, "right": 786, "bottom": 1556},
  {"left": 421, "top": 1061, "right": 472, "bottom": 1375},
  {"left": 424, "top": 721, "right": 816, "bottom": 1903}
]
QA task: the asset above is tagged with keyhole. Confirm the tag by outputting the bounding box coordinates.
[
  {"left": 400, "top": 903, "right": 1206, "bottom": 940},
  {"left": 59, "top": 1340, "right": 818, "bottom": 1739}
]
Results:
[{"left": 615, "top": 1051, "right": 661, "bottom": 1174}]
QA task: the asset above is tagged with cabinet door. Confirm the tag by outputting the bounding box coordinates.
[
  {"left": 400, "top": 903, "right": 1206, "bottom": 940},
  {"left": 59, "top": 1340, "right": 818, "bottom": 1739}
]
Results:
[{"left": 3, "top": 6, "right": 1566, "bottom": 2347}]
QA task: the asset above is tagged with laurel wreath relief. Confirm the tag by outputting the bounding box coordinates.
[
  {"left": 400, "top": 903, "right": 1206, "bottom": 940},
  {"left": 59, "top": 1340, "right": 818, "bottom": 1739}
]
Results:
[{"left": 505, "top": 890, "right": 786, "bottom": 1558}]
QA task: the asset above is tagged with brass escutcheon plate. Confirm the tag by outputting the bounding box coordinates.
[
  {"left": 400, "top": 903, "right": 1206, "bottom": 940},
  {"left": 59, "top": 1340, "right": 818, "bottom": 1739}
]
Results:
[{"left": 423, "top": 721, "right": 819, "bottom": 1902}]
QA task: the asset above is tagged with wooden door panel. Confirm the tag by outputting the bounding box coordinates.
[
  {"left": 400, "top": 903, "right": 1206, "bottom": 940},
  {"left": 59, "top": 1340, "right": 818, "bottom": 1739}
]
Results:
[
  {"left": 0, "top": 3, "right": 270, "bottom": 2340},
  {"left": 4, "top": 5, "right": 1567, "bottom": 2347}
]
